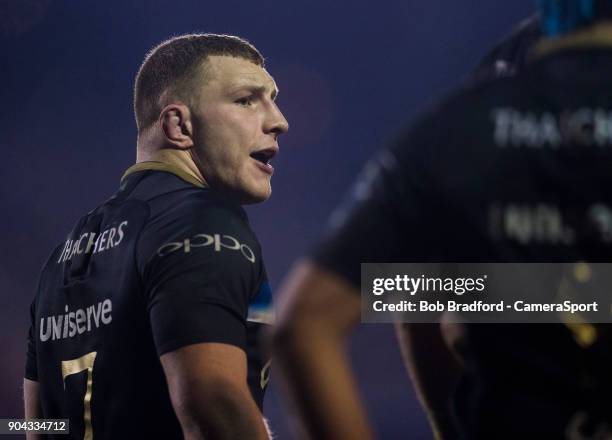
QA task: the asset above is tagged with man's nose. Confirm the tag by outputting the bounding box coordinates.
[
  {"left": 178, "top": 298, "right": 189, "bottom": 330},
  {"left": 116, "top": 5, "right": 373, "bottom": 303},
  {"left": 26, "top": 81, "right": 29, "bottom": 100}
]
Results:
[{"left": 265, "top": 104, "right": 289, "bottom": 137}]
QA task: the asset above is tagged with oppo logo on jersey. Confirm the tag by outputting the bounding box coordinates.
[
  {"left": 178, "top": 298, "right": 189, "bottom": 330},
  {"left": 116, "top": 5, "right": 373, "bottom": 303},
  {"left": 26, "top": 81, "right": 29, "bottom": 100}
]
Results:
[{"left": 157, "top": 233, "right": 256, "bottom": 263}]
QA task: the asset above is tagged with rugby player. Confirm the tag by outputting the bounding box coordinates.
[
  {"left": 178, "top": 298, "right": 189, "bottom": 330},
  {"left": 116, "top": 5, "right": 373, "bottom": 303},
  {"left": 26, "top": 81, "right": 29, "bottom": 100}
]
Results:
[
  {"left": 274, "top": 1, "right": 612, "bottom": 439},
  {"left": 24, "top": 34, "right": 288, "bottom": 439}
]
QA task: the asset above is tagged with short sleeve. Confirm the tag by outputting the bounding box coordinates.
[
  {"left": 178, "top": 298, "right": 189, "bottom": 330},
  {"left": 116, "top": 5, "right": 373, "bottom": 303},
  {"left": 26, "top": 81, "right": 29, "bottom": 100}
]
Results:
[
  {"left": 25, "top": 298, "right": 38, "bottom": 380},
  {"left": 311, "top": 116, "right": 443, "bottom": 288},
  {"left": 137, "top": 200, "right": 261, "bottom": 356}
]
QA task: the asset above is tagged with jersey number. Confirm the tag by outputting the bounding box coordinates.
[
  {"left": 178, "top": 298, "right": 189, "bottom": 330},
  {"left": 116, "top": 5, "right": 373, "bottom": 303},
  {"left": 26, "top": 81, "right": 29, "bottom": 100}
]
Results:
[{"left": 61, "top": 351, "right": 97, "bottom": 440}]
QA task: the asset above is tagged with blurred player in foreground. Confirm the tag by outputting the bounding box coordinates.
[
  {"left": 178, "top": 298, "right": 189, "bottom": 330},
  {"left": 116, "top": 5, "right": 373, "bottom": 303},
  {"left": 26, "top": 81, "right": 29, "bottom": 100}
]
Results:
[
  {"left": 24, "top": 34, "right": 288, "bottom": 439},
  {"left": 274, "top": 1, "right": 612, "bottom": 439}
]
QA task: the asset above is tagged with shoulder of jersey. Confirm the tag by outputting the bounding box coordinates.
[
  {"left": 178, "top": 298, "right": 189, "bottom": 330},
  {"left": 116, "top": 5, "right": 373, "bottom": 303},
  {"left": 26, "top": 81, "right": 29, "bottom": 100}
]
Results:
[
  {"left": 133, "top": 181, "right": 248, "bottom": 228},
  {"left": 134, "top": 188, "right": 259, "bottom": 267}
]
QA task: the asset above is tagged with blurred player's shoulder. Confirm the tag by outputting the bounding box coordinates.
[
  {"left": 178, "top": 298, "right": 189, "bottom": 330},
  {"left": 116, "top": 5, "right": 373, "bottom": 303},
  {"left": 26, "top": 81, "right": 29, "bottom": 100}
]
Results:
[
  {"left": 471, "top": 14, "right": 541, "bottom": 82},
  {"left": 390, "top": 69, "right": 530, "bottom": 162}
]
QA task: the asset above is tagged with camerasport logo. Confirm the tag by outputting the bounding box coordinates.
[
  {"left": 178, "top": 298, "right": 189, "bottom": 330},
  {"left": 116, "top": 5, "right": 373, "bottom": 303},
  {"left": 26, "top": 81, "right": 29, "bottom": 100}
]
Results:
[{"left": 157, "top": 233, "right": 256, "bottom": 263}]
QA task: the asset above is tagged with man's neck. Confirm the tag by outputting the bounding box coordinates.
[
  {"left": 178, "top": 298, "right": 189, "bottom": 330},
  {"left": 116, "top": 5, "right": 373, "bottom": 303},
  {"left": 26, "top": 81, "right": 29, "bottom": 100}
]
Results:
[{"left": 136, "top": 149, "right": 208, "bottom": 187}]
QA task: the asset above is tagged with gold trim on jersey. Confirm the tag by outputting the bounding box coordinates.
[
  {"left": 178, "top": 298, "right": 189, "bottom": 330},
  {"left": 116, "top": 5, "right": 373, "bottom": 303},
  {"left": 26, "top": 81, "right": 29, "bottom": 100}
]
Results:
[
  {"left": 122, "top": 161, "right": 206, "bottom": 188},
  {"left": 565, "top": 322, "right": 598, "bottom": 348},
  {"left": 531, "top": 22, "right": 612, "bottom": 60},
  {"left": 61, "top": 351, "right": 97, "bottom": 440}
]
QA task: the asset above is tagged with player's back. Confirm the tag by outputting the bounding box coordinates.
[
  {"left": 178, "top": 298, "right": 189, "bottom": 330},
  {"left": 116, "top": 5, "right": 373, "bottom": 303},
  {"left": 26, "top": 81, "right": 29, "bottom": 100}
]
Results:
[
  {"left": 313, "top": 31, "right": 612, "bottom": 439},
  {"left": 424, "top": 37, "right": 612, "bottom": 437},
  {"left": 26, "top": 169, "right": 184, "bottom": 439},
  {"left": 378, "top": 43, "right": 612, "bottom": 436},
  {"left": 418, "top": 47, "right": 612, "bottom": 259},
  {"left": 25, "top": 164, "right": 272, "bottom": 439}
]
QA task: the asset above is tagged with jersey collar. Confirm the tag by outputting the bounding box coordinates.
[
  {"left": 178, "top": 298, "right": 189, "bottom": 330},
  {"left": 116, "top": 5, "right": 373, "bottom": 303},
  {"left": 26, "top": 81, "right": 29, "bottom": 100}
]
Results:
[
  {"left": 121, "top": 161, "right": 206, "bottom": 189},
  {"left": 531, "top": 22, "right": 612, "bottom": 60}
]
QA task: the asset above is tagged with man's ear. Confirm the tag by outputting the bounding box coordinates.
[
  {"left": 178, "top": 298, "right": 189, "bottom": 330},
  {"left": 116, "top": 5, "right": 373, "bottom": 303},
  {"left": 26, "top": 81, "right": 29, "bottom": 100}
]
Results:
[{"left": 159, "top": 104, "right": 194, "bottom": 149}]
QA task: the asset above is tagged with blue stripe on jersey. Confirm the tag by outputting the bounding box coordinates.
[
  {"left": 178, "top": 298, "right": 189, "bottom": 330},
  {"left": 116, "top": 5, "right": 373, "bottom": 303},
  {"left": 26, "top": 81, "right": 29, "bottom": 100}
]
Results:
[{"left": 248, "top": 281, "right": 273, "bottom": 324}]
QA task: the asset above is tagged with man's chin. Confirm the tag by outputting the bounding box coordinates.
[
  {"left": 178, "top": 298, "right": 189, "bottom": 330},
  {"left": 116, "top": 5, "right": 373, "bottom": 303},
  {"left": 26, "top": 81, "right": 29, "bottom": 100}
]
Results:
[{"left": 239, "top": 185, "right": 272, "bottom": 205}]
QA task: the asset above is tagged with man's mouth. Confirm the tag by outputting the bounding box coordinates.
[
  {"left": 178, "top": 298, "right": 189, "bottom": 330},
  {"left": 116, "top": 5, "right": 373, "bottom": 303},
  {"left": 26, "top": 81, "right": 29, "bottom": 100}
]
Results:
[
  {"left": 249, "top": 147, "right": 277, "bottom": 165},
  {"left": 249, "top": 147, "right": 278, "bottom": 175}
]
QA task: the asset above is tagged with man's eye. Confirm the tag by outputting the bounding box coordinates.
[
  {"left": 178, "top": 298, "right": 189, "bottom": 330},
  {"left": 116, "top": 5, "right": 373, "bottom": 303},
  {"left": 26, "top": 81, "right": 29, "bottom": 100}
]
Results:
[{"left": 235, "top": 96, "right": 254, "bottom": 106}]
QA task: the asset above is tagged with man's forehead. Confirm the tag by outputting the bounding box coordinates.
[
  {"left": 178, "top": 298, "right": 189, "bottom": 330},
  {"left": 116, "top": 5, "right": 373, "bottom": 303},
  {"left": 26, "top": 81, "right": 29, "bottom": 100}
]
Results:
[{"left": 203, "top": 55, "right": 277, "bottom": 93}]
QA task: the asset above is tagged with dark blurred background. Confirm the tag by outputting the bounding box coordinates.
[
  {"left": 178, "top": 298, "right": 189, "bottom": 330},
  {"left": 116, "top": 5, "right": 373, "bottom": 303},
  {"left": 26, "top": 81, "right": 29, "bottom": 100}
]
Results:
[{"left": 0, "top": 0, "right": 535, "bottom": 437}]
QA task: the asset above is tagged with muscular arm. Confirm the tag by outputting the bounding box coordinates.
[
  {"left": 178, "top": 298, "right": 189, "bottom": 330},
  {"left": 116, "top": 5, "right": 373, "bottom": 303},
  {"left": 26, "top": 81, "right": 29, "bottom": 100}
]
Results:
[
  {"left": 23, "top": 378, "right": 42, "bottom": 440},
  {"left": 395, "top": 322, "right": 462, "bottom": 440},
  {"left": 160, "top": 342, "right": 269, "bottom": 440},
  {"left": 274, "top": 261, "right": 374, "bottom": 440}
]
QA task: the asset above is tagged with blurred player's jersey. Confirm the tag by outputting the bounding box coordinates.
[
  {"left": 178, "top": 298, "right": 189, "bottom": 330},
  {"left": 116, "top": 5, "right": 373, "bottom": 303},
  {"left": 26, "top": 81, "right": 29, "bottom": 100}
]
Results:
[
  {"left": 26, "top": 163, "right": 273, "bottom": 439},
  {"left": 313, "top": 28, "right": 612, "bottom": 439}
]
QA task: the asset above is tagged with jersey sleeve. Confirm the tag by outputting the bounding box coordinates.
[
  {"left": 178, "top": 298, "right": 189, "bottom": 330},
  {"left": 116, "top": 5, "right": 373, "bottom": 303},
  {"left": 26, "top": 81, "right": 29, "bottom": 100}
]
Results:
[
  {"left": 25, "top": 298, "right": 38, "bottom": 380},
  {"left": 137, "top": 198, "right": 261, "bottom": 356},
  {"left": 311, "top": 114, "right": 444, "bottom": 288}
]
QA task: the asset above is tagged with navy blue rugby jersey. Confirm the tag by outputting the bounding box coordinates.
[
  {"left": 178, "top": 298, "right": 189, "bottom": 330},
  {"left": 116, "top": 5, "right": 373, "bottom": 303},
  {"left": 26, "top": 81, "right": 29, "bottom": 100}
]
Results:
[
  {"left": 312, "top": 32, "right": 612, "bottom": 439},
  {"left": 25, "top": 162, "right": 273, "bottom": 440}
]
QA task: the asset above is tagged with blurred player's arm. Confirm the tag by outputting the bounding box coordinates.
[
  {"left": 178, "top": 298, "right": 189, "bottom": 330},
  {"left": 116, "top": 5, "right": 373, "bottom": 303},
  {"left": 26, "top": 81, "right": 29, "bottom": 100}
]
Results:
[
  {"left": 23, "top": 378, "right": 42, "bottom": 440},
  {"left": 395, "top": 323, "right": 462, "bottom": 440},
  {"left": 274, "top": 260, "right": 374, "bottom": 440},
  {"left": 161, "top": 342, "right": 269, "bottom": 440}
]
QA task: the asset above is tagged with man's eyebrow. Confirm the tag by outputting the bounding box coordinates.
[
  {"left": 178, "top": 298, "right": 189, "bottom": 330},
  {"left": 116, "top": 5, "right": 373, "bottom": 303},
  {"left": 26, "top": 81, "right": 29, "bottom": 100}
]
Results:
[{"left": 229, "top": 82, "right": 279, "bottom": 99}]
